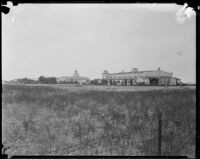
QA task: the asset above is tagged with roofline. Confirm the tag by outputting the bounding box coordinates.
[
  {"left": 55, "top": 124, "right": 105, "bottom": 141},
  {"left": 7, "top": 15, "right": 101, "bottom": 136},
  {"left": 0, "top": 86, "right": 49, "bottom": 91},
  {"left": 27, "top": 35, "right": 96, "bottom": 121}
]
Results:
[
  {"left": 172, "top": 77, "right": 181, "bottom": 80},
  {"left": 107, "top": 75, "right": 175, "bottom": 79},
  {"left": 109, "top": 70, "right": 171, "bottom": 75},
  {"left": 57, "top": 76, "right": 90, "bottom": 79}
]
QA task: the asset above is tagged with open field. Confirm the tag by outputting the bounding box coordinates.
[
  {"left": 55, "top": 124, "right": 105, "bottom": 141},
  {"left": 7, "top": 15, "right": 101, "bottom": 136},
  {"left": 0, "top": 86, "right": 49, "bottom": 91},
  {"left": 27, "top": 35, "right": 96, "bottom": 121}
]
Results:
[
  {"left": 2, "top": 84, "right": 196, "bottom": 157},
  {"left": 3, "top": 83, "right": 196, "bottom": 92}
]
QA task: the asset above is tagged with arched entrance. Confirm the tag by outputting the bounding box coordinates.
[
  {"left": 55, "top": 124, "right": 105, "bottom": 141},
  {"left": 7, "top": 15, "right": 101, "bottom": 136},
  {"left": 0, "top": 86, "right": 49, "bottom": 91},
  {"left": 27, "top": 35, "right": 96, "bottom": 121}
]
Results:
[
  {"left": 150, "top": 78, "right": 159, "bottom": 85},
  {"left": 130, "top": 79, "right": 133, "bottom": 86}
]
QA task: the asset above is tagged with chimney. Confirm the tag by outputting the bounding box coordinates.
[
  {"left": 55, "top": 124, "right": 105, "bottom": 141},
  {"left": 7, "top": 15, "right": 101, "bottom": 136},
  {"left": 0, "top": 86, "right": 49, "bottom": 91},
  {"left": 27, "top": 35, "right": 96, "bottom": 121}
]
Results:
[{"left": 158, "top": 68, "right": 161, "bottom": 71}]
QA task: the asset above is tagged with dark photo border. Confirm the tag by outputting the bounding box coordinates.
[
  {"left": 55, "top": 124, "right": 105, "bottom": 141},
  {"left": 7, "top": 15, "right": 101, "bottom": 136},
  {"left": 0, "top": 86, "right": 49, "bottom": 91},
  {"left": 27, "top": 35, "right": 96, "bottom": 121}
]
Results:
[{"left": 1, "top": 0, "right": 199, "bottom": 159}]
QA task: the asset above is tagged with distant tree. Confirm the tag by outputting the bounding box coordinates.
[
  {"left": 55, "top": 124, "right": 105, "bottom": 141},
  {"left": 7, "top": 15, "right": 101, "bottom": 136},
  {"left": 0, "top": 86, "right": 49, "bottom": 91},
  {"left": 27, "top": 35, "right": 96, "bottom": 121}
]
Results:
[
  {"left": 38, "top": 76, "right": 46, "bottom": 84},
  {"left": 38, "top": 76, "right": 57, "bottom": 84},
  {"left": 75, "top": 81, "right": 78, "bottom": 84},
  {"left": 92, "top": 79, "right": 103, "bottom": 85},
  {"left": 15, "top": 78, "right": 38, "bottom": 84},
  {"left": 101, "top": 79, "right": 108, "bottom": 85},
  {"left": 90, "top": 79, "right": 98, "bottom": 85},
  {"left": 47, "top": 77, "right": 57, "bottom": 84}
]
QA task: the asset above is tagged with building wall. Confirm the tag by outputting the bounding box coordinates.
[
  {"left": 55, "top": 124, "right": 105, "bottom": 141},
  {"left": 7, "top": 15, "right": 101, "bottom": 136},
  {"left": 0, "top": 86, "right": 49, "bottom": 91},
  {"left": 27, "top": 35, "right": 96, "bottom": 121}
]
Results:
[
  {"left": 176, "top": 79, "right": 182, "bottom": 85},
  {"left": 103, "top": 69, "right": 180, "bottom": 86},
  {"left": 102, "top": 73, "right": 110, "bottom": 79},
  {"left": 106, "top": 70, "right": 172, "bottom": 80},
  {"left": 57, "top": 77, "right": 71, "bottom": 83},
  {"left": 136, "top": 77, "right": 149, "bottom": 85},
  {"left": 57, "top": 77, "right": 89, "bottom": 84},
  {"left": 169, "top": 78, "right": 177, "bottom": 85},
  {"left": 158, "top": 77, "right": 171, "bottom": 86}
]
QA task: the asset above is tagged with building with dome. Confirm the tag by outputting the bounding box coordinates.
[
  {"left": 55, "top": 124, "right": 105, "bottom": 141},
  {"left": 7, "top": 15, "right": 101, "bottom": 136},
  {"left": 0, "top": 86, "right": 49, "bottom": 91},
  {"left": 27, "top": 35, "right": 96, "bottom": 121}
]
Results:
[{"left": 57, "top": 70, "right": 90, "bottom": 84}]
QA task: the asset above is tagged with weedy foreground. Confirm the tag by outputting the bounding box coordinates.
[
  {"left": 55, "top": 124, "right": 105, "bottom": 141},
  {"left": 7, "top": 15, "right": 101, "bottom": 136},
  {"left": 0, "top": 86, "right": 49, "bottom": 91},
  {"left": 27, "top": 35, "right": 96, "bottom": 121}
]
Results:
[{"left": 2, "top": 84, "right": 196, "bottom": 157}]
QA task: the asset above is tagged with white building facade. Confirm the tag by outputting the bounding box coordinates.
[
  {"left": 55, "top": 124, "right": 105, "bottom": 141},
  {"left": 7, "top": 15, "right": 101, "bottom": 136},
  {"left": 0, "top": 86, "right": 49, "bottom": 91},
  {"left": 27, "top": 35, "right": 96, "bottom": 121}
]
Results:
[{"left": 102, "top": 68, "right": 181, "bottom": 86}]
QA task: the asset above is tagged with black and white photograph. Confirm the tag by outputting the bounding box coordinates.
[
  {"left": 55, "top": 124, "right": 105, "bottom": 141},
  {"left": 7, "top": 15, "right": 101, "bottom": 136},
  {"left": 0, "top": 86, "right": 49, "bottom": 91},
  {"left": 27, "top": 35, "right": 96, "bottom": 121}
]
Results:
[{"left": 2, "top": 2, "right": 196, "bottom": 158}]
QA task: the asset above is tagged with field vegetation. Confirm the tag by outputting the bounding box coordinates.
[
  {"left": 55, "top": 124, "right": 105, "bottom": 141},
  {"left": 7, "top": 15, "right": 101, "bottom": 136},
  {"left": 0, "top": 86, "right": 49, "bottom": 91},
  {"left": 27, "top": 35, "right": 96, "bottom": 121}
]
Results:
[{"left": 2, "top": 84, "right": 196, "bottom": 157}]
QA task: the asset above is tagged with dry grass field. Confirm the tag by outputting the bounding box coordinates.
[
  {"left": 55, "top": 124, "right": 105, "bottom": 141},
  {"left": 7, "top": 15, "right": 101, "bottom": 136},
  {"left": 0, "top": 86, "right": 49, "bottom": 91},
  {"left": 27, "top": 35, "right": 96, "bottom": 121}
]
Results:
[
  {"left": 2, "top": 84, "right": 196, "bottom": 157},
  {"left": 4, "top": 83, "right": 196, "bottom": 92}
]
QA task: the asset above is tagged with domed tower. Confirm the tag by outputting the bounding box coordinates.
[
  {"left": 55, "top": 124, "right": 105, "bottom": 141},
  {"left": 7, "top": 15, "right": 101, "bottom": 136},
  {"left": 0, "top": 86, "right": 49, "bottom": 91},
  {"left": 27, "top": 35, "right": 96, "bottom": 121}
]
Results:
[
  {"left": 102, "top": 70, "right": 110, "bottom": 79},
  {"left": 73, "top": 70, "right": 79, "bottom": 77}
]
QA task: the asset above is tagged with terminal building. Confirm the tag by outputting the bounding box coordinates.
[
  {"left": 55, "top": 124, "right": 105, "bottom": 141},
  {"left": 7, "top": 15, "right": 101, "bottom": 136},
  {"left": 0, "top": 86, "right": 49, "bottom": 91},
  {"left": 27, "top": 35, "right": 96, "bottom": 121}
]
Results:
[{"left": 102, "top": 68, "right": 181, "bottom": 86}]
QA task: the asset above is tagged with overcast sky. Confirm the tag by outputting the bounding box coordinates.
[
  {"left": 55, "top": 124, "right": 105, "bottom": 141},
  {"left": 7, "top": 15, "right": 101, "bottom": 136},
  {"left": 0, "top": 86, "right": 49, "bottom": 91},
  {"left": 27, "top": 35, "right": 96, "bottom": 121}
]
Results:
[{"left": 2, "top": 3, "right": 196, "bottom": 83}]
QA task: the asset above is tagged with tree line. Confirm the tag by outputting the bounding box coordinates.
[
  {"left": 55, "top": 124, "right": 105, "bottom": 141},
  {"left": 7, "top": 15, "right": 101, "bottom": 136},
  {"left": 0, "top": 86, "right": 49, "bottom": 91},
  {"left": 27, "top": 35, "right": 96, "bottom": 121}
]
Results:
[
  {"left": 8, "top": 76, "right": 58, "bottom": 84},
  {"left": 7, "top": 77, "right": 109, "bottom": 85}
]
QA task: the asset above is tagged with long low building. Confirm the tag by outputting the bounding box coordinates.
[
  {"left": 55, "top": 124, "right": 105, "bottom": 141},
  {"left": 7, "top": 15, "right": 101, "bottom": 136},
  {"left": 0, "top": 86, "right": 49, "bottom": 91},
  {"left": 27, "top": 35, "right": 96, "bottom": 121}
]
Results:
[
  {"left": 102, "top": 68, "right": 181, "bottom": 86},
  {"left": 57, "top": 70, "right": 90, "bottom": 84}
]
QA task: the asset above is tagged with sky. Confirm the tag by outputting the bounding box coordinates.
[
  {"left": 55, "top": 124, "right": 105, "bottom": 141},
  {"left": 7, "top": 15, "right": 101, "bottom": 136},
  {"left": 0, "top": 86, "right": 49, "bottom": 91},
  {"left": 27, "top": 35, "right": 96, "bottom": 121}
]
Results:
[{"left": 2, "top": 3, "right": 196, "bottom": 83}]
